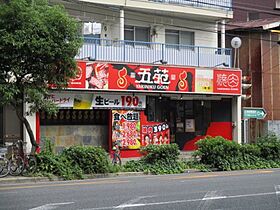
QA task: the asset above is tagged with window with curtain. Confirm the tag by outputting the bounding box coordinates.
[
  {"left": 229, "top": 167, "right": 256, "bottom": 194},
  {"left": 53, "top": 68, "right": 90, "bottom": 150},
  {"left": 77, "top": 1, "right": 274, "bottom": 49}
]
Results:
[
  {"left": 124, "top": 25, "right": 150, "bottom": 45},
  {"left": 165, "top": 29, "right": 194, "bottom": 48}
]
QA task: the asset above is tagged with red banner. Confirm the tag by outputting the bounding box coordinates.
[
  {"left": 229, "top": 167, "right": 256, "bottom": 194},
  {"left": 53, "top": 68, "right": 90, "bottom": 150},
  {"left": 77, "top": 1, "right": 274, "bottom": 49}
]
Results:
[
  {"left": 68, "top": 61, "right": 241, "bottom": 95},
  {"left": 213, "top": 69, "right": 241, "bottom": 94},
  {"left": 140, "top": 112, "right": 170, "bottom": 146},
  {"left": 68, "top": 62, "right": 86, "bottom": 89},
  {"left": 108, "top": 64, "right": 195, "bottom": 93}
]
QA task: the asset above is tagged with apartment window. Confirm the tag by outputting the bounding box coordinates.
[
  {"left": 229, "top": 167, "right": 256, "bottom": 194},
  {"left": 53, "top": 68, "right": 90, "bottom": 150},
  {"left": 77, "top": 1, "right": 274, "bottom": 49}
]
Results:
[
  {"left": 165, "top": 29, "right": 194, "bottom": 48},
  {"left": 276, "top": 0, "right": 280, "bottom": 9},
  {"left": 247, "top": 12, "right": 260, "bottom": 21},
  {"left": 124, "top": 26, "right": 150, "bottom": 45}
]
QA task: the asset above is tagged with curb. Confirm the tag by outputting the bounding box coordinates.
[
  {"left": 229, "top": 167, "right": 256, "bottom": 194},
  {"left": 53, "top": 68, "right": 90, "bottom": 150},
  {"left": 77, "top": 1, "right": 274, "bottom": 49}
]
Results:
[
  {"left": 0, "top": 170, "right": 203, "bottom": 184},
  {"left": 0, "top": 172, "right": 146, "bottom": 184}
]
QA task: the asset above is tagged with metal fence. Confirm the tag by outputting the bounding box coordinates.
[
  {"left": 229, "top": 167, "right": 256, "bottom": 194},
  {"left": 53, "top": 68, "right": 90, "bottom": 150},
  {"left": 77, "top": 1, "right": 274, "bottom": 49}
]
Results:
[
  {"left": 77, "top": 38, "right": 232, "bottom": 68},
  {"left": 148, "top": 0, "right": 232, "bottom": 10}
]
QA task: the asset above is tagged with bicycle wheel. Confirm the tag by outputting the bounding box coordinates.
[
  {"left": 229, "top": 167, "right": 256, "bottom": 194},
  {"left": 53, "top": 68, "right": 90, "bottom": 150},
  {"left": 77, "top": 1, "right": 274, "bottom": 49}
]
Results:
[
  {"left": 0, "top": 157, "right": 10, "bottom": 178},
  {"left": 9, "top": 156, "right": 24, "bottom": 176},
  {"left": 22, "top": 155, "right": 37, "bottom": 175},
  {"left": 112, "top": 155, "right": 122, "bottom": 166}
]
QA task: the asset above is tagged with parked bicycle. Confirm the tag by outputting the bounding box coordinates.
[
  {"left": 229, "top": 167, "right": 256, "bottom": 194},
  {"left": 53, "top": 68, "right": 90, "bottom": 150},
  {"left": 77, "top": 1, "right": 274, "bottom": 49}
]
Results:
[
  {"left": 0, "top": 147, "right": 10, "bottom": 178},
  {"left": 8, "top": 140, "right": 37, "bottom": 176},
  {"left": 112, "top": 140, "right": 122, "bottom": 166}
]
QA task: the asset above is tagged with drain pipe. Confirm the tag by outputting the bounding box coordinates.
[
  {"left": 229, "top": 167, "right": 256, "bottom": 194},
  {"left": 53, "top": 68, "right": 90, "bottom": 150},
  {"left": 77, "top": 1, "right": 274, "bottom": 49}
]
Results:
[{"left": 120, "top": 8, "right": 124, "bottom": 41}]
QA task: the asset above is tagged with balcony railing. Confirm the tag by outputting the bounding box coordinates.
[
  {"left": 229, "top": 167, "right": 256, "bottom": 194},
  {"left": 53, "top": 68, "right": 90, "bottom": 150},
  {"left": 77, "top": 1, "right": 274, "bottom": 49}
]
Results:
[
  {"left": 76, "top": 38, "right": 232, "bottom": 68},
  {"left": 148, "top": 0, "right": 232, "bottom": 11}
]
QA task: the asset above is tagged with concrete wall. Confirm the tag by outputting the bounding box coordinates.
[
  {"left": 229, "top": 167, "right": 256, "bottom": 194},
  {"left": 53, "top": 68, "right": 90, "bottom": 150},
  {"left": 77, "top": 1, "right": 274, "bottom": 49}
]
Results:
[{"left": 40, "top": 125, "right": 109, "bottom": 153}]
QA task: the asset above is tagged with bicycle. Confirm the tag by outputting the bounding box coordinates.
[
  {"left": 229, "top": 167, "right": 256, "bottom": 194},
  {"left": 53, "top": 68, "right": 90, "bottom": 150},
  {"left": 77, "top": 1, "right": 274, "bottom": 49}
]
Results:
[
  {"left": 8, "top": 140, "right": 37, "bottom": 176},
  {"left": 112, "top": 141, "right": 122, "bottom": 166},
  {"left": 8, "top": 140, "right": 24, "bottom": 176},
  {"left": 0, "top": 147, "right": 10, "bottom": 178}
]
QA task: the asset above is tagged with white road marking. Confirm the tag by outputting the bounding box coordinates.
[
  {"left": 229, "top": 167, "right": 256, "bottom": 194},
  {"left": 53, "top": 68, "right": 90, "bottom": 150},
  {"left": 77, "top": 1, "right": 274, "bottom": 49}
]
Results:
[
  {"left": 29, "top": 202, "right": 74, "bottom": 210},
  {"left": 275, "top": 185, "right": 280, "bottom": 203},
  {"left": 116, "top": 196, "right": 154, "bottom": 209},
  {"left": 198, "top": 191, "right": 225, "bottom": 210},
  {"left": 80, "top": 191, "right": 277, "bottom": 209}
]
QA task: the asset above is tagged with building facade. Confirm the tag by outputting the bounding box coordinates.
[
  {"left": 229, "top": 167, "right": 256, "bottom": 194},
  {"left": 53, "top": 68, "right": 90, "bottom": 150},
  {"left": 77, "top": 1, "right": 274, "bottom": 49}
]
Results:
[
  {"left": 227, "top": 0, "right": 280, "bottom": 142},
  {"left": 232, "top": 0, "right": 280, "bottom": 22},
  {"left": 2, "top": 0, "right": 243, "bottom": 157}
]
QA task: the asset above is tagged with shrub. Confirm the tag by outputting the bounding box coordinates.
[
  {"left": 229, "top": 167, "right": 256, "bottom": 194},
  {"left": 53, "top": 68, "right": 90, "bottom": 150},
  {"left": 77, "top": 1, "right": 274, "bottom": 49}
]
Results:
[
  {"left": 36, "top": 150, "right": 83, "bottom": 180},
  {"left": 256, "top": 134, "right": 280, "bottom": 161},
  {"left": 194, "top": 135, "right": 280, "bottom": 171},
  {"left": 194, "top": 136, "right": 241, "bottom": 170},
  {"left": 61, "top": 146, "right": 111, "bottom": 174},
  {"left": 124, "top": 144, "right": 184, "bottom": 174},
  {"left": 140, "top": 144, "right": 180, "bottom": 163}
]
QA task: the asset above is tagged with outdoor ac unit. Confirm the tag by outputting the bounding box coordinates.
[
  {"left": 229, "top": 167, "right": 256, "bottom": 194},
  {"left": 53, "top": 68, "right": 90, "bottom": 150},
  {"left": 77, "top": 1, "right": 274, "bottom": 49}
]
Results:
[
  {"left": 83, "top": 22, "right": 93, "bottom": 35},
  {"left": 83, "top": 22, "right": 102, "bottom": 35}
]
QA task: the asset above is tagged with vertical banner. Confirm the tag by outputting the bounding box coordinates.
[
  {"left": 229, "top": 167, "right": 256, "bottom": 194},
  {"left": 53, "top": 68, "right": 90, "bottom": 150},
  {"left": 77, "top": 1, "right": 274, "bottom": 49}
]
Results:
[
  {"left": 140, "top": 112, "right": 170, "bottom": 146},
  {"left": 68, "top": 62, "right": 86, "bottom": 88},
  {"left": 112, "top": 110, "right": 141, "bottom": 150}
]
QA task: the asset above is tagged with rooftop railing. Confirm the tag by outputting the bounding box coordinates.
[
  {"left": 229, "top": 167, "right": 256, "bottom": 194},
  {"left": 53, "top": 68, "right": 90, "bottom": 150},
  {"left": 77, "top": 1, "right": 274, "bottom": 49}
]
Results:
[
  {"left": 148, "top": 0, "right": 232, "bottom": 11},
  {"left": 76, "top": 38, "right": 232, "bottom": 68}
]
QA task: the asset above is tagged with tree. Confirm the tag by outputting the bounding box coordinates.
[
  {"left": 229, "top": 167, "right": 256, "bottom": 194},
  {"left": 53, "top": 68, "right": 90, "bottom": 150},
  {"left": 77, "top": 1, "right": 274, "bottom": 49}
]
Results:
[{"left": 0, "top": 0, "right": 82, "bottom": 153}]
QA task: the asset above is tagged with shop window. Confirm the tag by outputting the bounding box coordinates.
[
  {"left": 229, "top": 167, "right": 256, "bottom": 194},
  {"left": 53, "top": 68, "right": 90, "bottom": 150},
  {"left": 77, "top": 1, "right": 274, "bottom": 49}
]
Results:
[
  {"left": 165, "top": 29, "right": 194, "bottom": 49},
  {"left": 124, "top": 25, "right": 150, "bottom": 46},
  {"left": 40, "top": 109, "right": 108, "bottom": 125}
]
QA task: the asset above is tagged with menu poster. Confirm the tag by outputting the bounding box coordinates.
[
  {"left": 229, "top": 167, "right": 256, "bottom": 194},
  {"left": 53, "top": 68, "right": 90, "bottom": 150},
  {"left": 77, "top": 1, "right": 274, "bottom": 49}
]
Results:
[
  {"left": 185, "top": 119, "right": 195, "bottom": 132},
  {"left": 112, "top": 110, "right": 141, "bottom": 150},
  {"left": 141, "top": 122, "right": 170, "bottom": 146}
]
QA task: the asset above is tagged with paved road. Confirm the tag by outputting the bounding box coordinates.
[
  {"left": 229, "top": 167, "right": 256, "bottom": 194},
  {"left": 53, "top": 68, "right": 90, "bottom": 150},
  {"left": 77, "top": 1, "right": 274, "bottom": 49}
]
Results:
[{"left": 1, "top": 169, "right": 280, "bottom": 210}]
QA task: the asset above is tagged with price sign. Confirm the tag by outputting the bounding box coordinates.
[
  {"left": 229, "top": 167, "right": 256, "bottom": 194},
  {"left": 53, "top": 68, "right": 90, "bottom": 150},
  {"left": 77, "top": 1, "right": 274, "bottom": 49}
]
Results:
[{"left": 92, "top": 94, "right": 146, "bottom": 109}]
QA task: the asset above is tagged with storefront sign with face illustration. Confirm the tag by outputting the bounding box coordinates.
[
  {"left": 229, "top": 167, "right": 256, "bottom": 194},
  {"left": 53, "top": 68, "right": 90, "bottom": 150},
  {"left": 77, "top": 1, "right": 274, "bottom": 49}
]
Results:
[{"left": 68, "top": 61, "right": 241, "bottom": 95}]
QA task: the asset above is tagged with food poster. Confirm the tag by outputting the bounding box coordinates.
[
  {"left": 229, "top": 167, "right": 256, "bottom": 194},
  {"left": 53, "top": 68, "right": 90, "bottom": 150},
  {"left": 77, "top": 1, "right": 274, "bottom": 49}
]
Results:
[
  {"left": 140, "top": 112, "right": 170, "bottom": 146},
  {"left": 73, "top": 94, "right": 93, "bottom": 109},
  {"left": 112, "top": 110, "right": 141, "bottom": 150},
  {"left": 195, "top": 69, "right": 213, "bottom": 93}
]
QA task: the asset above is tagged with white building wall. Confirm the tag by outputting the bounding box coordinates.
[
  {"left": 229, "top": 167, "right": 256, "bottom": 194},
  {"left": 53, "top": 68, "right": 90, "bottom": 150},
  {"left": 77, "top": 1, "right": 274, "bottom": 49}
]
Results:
[
  {"left": 232, "top": 96, "right": 242, "bottom": 143},
  {"left": 23, "top": 103, "right": 37, "bottom": 154}
]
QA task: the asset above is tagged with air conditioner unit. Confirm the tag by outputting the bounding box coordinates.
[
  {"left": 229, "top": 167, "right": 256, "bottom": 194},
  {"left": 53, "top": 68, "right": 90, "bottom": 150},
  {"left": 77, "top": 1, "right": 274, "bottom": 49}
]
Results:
[
  {"left": 83, "top": 22, "right": 93, "bottom": 35},
  {"left": 92, "top": 22, "right": 101, "bottom": 35}
]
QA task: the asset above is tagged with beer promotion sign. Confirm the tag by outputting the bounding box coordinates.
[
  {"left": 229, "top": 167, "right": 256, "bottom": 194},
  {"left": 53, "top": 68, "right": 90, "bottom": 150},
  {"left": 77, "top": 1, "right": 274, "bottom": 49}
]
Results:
[{"left": 68, "top": 61, "right": 241, "bottom": 95}]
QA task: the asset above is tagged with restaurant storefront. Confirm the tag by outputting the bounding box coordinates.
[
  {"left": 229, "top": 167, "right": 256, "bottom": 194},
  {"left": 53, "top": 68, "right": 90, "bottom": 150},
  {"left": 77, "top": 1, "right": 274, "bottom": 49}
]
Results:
[{"left": 37, "top": 61, "right": 242, "bottom": 157}]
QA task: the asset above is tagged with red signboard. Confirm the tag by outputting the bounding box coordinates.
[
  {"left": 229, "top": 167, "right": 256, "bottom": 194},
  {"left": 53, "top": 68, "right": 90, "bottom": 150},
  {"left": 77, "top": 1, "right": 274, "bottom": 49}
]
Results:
[
  {"left": 68, "top": 62, "right": 86, "bottom": 89},
  {"left": 108, "top": 64, "right": 195, "bottom": 93},
  {"left": 213, "top": 69, "right": 241, "bottom": 94},
  {"left": 68, "top": 61, "right": 241, "bottom": 95},
  {"left": 140, "top": 112, "right": 170, "bottom": 146}
]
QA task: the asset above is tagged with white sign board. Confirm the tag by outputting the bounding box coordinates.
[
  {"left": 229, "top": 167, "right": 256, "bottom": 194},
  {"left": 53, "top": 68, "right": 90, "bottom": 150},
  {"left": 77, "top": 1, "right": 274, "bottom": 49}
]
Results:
[
  {"left": 92, "top": 94, "right": 146, "bottom": 109},
  {"left": 46, "top": 93, "right": 74, "bottom": 107}
]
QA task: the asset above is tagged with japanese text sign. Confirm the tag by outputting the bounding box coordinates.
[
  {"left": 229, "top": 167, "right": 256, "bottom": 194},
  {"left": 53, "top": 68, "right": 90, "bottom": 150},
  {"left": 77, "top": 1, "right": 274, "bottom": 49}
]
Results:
[
  {"left": 92, "top": 94, "right": 146, "bottom": 109},
  {"left": 112, "top": 110, "right": 141, "bottom": 150},
  {"left": 68, "top": 61, "right": 241, "bottom": 95}
]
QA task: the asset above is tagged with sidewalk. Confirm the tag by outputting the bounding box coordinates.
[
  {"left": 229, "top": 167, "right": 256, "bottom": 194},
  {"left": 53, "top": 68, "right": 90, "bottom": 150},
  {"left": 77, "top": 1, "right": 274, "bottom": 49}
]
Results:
[{"left": 0, "top": 169, "right": 201, "bottom": 184}]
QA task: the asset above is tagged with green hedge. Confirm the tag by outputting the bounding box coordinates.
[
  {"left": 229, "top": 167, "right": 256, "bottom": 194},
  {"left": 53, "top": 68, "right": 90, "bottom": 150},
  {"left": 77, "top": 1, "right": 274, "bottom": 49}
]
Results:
[
  {"left": 194, "top": 135, "right": 280, "bottom": 171},
  {"left": 124, "top": 144, "right": 185, "bottom": 174},
  {"left": 61, "top": 146, "right": 111, "bottom": 174},
  {"left": 36, "top": 141, "right": 111, "bottom": 179}
]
